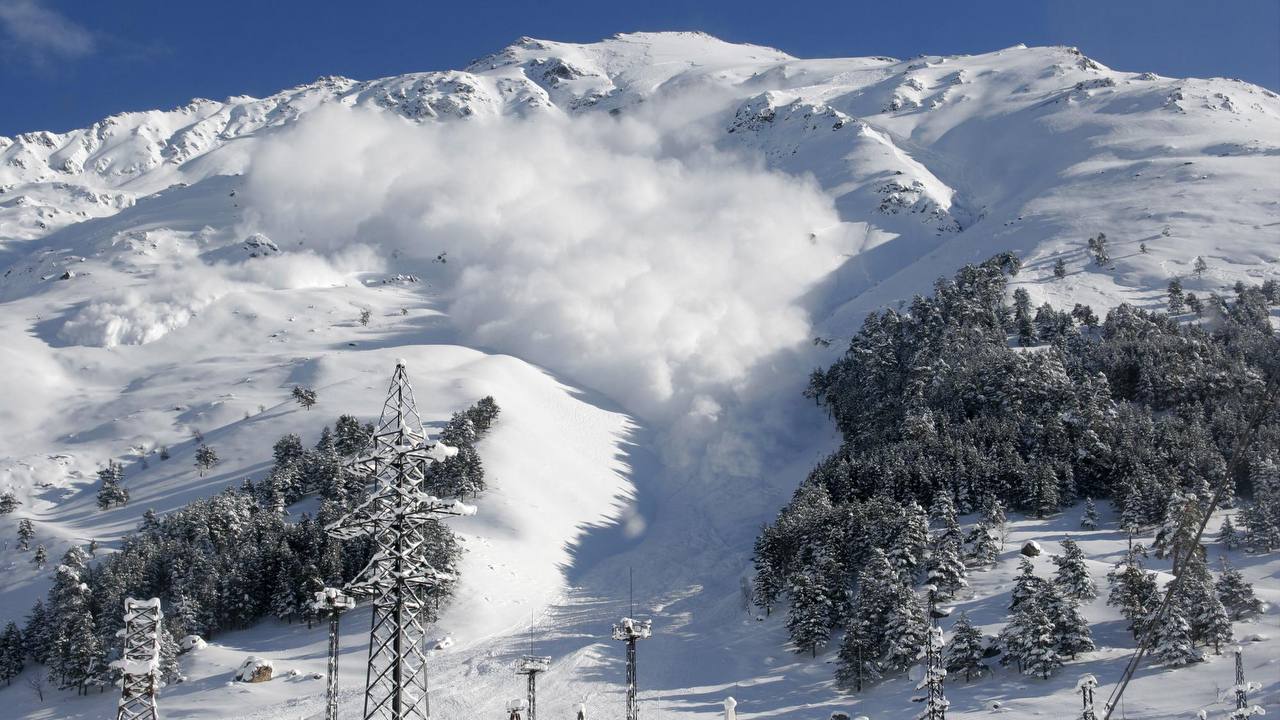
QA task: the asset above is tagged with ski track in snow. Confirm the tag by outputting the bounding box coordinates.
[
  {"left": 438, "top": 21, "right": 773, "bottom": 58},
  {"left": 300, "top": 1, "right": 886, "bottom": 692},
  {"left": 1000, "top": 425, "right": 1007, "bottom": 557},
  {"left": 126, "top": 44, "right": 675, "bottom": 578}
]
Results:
[{"left": 0, "top": 31, "right": 1278, "bottom": 719}]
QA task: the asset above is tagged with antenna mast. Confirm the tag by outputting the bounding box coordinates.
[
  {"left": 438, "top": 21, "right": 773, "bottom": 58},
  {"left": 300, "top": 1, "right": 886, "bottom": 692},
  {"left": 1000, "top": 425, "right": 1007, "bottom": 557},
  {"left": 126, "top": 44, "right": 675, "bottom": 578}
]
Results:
[{"left": 114, "top": 598, "right": 163, "bottom": 720}]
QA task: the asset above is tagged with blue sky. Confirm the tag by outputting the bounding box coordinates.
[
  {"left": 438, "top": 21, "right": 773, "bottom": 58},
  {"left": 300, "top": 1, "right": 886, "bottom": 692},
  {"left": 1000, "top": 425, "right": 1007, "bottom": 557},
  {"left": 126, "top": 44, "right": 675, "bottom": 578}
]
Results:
[{"left": 1, "top": 0, "right": 1277, "bottom": 136}]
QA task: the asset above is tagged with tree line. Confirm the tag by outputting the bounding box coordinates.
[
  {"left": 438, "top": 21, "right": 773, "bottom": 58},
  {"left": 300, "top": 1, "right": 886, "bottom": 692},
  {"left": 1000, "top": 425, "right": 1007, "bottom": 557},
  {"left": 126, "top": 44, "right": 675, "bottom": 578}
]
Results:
[
  {"left": 754, "top": 252, "right": 1279, "bottom": 690},
  {"left": 0, "top": 397, "right": 500, "bottom": 696}
]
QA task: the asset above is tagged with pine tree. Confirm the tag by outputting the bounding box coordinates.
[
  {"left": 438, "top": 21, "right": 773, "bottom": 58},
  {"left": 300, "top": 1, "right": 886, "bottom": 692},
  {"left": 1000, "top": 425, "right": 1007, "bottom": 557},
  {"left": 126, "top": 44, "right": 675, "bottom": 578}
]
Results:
[
  {"left": 1151, "top": 593, "right": 1201, "bottom": 666},
  {"left": 16, "top": 518, "right": 34, "bottom": 551},
  {"left": 1218, "top": 514, "right": 1243, "bottom": 551},
  {"left": 291, "top": 385, "right": 318, "bottom": 410},
  {"left": 0, "top": 621, "right": 24, "bottom": 685},
  {"left": 889, "top": 501, "right": 930, "bottom": 584},
  {"left": 157, "top": 625, "right": 181, "bottom": 686},
  {"left": 926, "top": 532, "right": 968, "bottom": 600},
  {"left": 882, "top": 585, "right": 928, "bottom": 671},
  {"left": 1053, "top": 257, "right": 1067, "bottom": 279},
  {"left": 1186, "top": 292, "right": 1203, "bottom": 316},
  {"left": 929, "top": 493, "right": 958, "bottom": 527},
  {"left": 964, "top": 523, "right": 999, "bottom": 567},
  {"left": 32, "top": 544, "right": 48, "bottom": 568},
  {"left": 785, "top": 570, "right": 832, "bottom": 657},
  {"left": 1080, "top": 498, "right": 1099, "bottom": 530},
  {"left": 945, "top": 613, "right": 987, "bottom": 682},
  {"left": 1045, "top": 585, "right": 1094, "bottom": 659},
  {"left": 96, "top": 460, "right": 129, "bottom": 510},
  {"left": 1021, "top": 606, "right": 1062, "bottom": 678},
  {"left": 465, "top": 396, "right": 501, "bottom": 436},
  {"left": 194, "top": 444, "right": 220, "bottom": 477},
  {"left": 1010, "top": 558, "right": 1047, "bottom": 611},
  {"left": 24, "top": 600, "right": 50, "bottom": 664},
  {"left": 1193, "top": 255, "right": 1208, "bottom": 278},
  {"left": 333, "top": 415, "right": 375, "bottom": 456},
  {"left": 1154, "top": 493, "right": 1202, "bottom": 562},
  {"left": 1053, "top": 538, "right": 1097, "bottom": 602},
  {"left": 47, "top": 547, "right": 101, "bottom": 693},
  {"left": 1025, "top": 463, "right": 1059, "bottom": 518},
  {"left": 1087, "top": 233, "right": 1110, "bottom": 266},
  {"left": 1216, "top": 559, "right": 1264, "bottom": 621},
  {"left": 1168, "top": 278, "right": 1186, "bottom": 314},
  {"left": 0, "top": 491, "right": 18, "bottom": 515},
  {"left": 1107, "top": 553, "right": 1160, "bottom": 640},
  {"left": 835, "top": 615, "right": 881, "bottom": 692}
]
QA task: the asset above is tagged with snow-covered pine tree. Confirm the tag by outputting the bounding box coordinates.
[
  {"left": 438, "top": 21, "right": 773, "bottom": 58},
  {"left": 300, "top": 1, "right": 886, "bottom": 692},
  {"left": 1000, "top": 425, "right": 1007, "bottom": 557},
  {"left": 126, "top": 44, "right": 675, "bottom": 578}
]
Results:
[
  {"left": 945, "top": 613, "right": 987, "bottom": 682},
  {"left": 881, "top": 585, "right": 928, "bottom": 671},
  {"left": 965, "top": 523, "right": 999, "bottom": 567},
  {"left": 23, "top": 600, "right": 51, "bottom": 664},
  {"left": 980, "top": 494, "right": 1006, "bottom": 530},
  {"left": 0, "top": 490, "right": 19, "bottom": 515},
  {"left": 32, "top": 544, "right": 47, "bottom": 567},
  {"left": 0, "top": 621, "right": 23, "bottom": 685},
  {"left": 1119, "top": 486, "right": 1145, "bottom": 539},
  {"left": 157, "top": 624, "right": 181, "bottom": 686},
  {"left": 96, "top": 460, "right": 129, "bottom": 510},
  {"left": 926, "top": 531, "right": 968, "bottom": 600},
  {"left": 930, "top": 493, "right": 957, "bottom": 527},
  {"left": 1021, "top": 606, "right": 1062, "bottom": 679},
  {"left": 1168, "top": 278, "right": 1186, "bottom": 314},
  {"left": 1218, "top": 514, "right": 1243, "bottom": 550},
  {"left": 1025, "top": 463, "right": 1060, "bottom": 518},
  {"left": 1151, "top": 593, "right": 1202, "bottom": 666},
  {"left": 835, "top": 615, "right": 881, "bottom": 692},
  {"left": 1053, "top": 538, "right": 1097, "bottom": 602},
  {"left": 1053, "top": 257, "right": 1067, "bottom": 279},
  {"left": 1106, "top": 552, "right": 1160, "bottom": 640},
  {"left": 1080, "top": 498, "right": 1099, "bottom": 530},
  {"left": 1215, "top": 558, "right": 1264, "bottom": 621},
  {"left": 1010, "top": 557, "right": 1047, "bottom": 611},
  {"left": 785, "top": 569, "right": 832, "bottom": 658},
  {"left": 194, "top": 444, "right": 219, "bottom": 477},
  {"left": 47, "top": 547, "right": 102, "bottom": 693},
  {"left": 291, "top": 384, "right": 318, "bottom": 410},
  {"left": 465, "top": 396, "right": 501, "bottom": 436},
  {"left": 1045, "top": 584, "right": 1094, "bottom": 659},
  {"left": 890, "top": 501, "right": 930, "bottom": 585},
  {"left": 16, "top": 517, "right": 33, "bottom": 551},
  {"left": 1154, "top": 492, "right": 1202, "bottom": 562},
  {"left": 334, "top": 414, "right": 375, "bottom": 456}
]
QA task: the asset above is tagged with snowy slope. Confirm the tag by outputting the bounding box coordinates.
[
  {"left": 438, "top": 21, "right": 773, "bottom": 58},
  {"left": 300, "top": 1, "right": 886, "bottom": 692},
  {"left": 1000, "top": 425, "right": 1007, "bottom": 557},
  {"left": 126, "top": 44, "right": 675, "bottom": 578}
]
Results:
[{"left": 0, "top": 31, "right": 1278, "bottom": 719}]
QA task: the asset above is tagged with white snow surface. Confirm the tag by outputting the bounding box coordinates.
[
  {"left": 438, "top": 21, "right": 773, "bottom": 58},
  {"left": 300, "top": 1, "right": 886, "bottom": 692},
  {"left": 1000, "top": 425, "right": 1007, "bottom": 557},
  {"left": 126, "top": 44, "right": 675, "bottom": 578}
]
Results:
[{"left": 0, "top": 31, "right": 1278, "bottom": 719}]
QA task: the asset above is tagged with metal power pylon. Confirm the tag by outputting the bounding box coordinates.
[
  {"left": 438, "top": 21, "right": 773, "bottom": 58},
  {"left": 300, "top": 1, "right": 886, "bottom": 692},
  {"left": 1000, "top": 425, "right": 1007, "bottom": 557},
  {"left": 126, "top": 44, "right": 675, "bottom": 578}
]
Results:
[
  {"left": 914, "top": 588, "right": 947, "bottom": 720},
  {"left": 114, "top": 597, "right": 163, "bottom": 720},
  {"left": 515, "top": 656, "right": 550, "bottom": 720},
  {"left": 327, "top": 361, "right": 476, "bottom": 720},
  {"left": 313, "top": 587, "right": 356, "bottom": 720},
  {"left": 612, "top": 617, "right": 652, "bottom": 720}
]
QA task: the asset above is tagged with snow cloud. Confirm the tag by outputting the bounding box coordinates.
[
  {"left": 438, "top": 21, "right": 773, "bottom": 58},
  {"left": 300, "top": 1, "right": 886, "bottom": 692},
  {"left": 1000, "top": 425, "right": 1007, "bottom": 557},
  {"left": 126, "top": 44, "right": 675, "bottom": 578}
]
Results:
[
  {"left": 242, "top": 105, "right": 846, "bottom": 468},
  {"left": 0, "top": 0, "right": 94, "bottom": 66}
]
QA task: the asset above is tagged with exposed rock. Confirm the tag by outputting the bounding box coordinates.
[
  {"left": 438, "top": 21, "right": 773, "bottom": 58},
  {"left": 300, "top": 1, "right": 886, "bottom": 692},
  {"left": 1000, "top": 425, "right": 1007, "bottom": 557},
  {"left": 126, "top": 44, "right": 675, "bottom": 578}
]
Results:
[{"left": 1020, "top": 540, "right": 1043, "bottom": 557}]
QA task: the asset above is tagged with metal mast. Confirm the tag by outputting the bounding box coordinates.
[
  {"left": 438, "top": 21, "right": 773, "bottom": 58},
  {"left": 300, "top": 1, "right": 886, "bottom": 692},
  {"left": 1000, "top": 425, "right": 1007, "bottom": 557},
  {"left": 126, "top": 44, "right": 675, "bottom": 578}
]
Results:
[
  {"left": 114, "top": 597, "right": 162, "bottom": 720},
  {"left": 313, "top": 587, "right": 356, "bottom": 720},
  {"left": 516, "top": 656, "right": 550, "bottom": 720},
  {"left": 612, "top": 617, "right": 652, "bottom": 720},
  {"left": 1077, "top": 674, "right": 1098, "bottom": 720},
  {"left": 328, "top": 361, "right": 476, "bottom": 720},
  {"left": 914, "top": 588, "right": 947, "bottom": 720}
]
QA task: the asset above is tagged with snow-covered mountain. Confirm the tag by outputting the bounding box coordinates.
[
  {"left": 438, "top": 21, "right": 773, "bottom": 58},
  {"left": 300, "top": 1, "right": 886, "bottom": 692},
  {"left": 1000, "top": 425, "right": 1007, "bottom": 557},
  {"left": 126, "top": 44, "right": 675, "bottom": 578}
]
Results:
[{"left": 1, "top": 31, "right": 1278, "bottom": 719}]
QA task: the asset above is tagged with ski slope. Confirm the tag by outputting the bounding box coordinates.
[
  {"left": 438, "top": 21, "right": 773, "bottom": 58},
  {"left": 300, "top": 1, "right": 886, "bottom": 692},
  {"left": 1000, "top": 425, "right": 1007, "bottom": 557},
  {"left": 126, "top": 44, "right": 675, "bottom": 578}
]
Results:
[{"left": 0, "top": 31, "right": 1278, "bottom": 719}]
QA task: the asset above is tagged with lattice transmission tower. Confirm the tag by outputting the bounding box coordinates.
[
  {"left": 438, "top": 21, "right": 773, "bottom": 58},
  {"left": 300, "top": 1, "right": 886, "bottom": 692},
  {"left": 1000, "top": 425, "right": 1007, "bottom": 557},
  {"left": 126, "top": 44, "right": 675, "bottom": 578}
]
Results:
[
  {"left": 328, "top": 360, "right": 476, "bottom": 720},
  {"left": 114, "top": 597, "right": 163, "bottom": 720},
  {"left": 612, "top": 617, "right": 652, "bottom": 720}
]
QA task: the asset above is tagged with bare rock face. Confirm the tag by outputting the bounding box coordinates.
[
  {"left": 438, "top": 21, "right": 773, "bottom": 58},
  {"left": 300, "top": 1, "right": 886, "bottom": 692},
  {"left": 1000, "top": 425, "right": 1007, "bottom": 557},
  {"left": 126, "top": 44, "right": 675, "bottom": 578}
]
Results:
[{"left": 1020, "top": 540, "right": 1043, "bottom": 557}]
